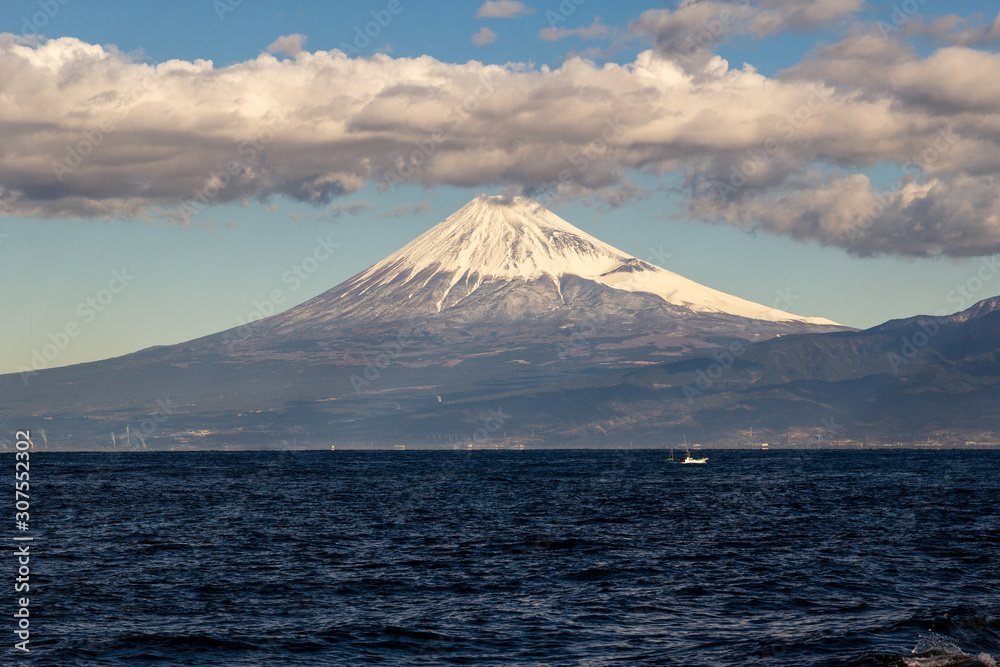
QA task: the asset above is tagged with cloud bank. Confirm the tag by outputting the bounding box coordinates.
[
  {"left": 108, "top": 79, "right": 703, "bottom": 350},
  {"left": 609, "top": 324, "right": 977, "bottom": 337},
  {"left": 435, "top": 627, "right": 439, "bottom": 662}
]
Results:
[{"left": 2, "top": 16, "right": 1000, "bottom": 258}]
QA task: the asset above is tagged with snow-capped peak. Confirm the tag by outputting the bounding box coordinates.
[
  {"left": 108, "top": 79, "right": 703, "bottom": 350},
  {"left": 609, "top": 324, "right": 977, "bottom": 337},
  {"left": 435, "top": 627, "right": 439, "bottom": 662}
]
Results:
[
  {"left": 341, "top": 195, "right": 839, "bottom": 325},
  {"left": 375, "top": 194, "right": 633, "bottom": 282}
]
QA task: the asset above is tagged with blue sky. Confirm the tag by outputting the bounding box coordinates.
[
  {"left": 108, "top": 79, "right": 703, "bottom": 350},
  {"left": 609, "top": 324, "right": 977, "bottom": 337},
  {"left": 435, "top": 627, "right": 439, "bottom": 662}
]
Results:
[{"left": 2, "top": 0, "right": 1000, "bottom": 374}]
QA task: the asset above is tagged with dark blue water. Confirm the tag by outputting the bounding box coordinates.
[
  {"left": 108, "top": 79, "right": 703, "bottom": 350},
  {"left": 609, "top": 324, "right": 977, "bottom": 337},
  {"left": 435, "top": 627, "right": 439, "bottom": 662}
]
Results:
[{"left": 13, "top": 450, "right": 1000, "bottom": 665}]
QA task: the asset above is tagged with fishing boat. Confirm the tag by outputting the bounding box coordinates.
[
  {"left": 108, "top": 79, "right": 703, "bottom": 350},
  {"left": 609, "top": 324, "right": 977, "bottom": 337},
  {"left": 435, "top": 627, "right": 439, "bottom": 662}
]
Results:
[
  {"left": 680, "top": 450, "right": 708, "bottom": 464},
  {"left": 677, "top": 436, "right": 708, "bottom": 464}
]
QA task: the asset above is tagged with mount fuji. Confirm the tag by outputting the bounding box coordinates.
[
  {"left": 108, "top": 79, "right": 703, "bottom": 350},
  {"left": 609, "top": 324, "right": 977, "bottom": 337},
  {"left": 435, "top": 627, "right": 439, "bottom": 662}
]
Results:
[
  {"left": 267, "top": 194, "right": 838, "bottom": 336},
  {"left": 2, "top": 195, "right": 848, "bottom": 450}
]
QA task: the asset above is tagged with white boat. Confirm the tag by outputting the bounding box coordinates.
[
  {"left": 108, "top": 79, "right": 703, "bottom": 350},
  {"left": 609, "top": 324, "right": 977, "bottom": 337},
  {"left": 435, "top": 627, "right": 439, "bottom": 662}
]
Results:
[
  {"left": 671, "top": 437, "right": 708, "bottom": 464},
  {"left": 680, "top": 451, "right": 708, "bottom": 464}
]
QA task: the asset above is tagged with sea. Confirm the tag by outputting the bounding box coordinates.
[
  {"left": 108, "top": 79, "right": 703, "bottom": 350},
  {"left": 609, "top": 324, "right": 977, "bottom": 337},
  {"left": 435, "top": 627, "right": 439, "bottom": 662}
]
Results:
[{"left": 13, "top": 449, "right": 1000, "bottom": 666}]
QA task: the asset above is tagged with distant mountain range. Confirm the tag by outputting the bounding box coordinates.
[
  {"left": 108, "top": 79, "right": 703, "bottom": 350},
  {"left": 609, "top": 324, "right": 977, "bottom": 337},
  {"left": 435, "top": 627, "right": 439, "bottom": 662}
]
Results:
[
  {"left": 2, "top": 196, "right": 995, "bottom": 450},
  {"left": 398, "top": 296, "right": 1000, "bottom": 447}
]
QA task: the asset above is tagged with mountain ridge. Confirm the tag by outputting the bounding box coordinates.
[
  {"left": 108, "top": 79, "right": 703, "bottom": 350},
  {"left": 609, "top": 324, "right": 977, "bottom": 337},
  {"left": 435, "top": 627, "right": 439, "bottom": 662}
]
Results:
[{"left": 871, "top": 295, "right": 1000, "bottom": 332}]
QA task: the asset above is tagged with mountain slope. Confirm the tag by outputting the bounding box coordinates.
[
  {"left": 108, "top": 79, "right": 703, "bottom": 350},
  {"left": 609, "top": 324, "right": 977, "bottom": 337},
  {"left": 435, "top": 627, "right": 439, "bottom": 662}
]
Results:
[{"left": 270, "top": 194, "right": 839, "bottom": 331}]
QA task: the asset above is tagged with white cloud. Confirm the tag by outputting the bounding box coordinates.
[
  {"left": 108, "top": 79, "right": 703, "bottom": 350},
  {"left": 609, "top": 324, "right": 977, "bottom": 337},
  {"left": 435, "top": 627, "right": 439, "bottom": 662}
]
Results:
[
  {"left": 267, "top": 33, "right": 307, "bottom": 57},
  {"left": 539, "top": 18, "right": 608, "bottom": 41},
  {"left": 476, "top": 1, "right": 533, "bottom": 19},
  {"left": 471, "top": 27, "right": 497, "bottom": 46},
  {"left": 3, "top": 31, "right": 1000, "bottom": 257}
]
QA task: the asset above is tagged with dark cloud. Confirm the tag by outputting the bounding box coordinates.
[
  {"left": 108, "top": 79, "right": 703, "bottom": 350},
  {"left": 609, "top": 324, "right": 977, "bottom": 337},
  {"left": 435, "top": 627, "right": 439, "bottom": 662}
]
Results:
[{"left": 631, "top": 0, "right": 862, "bottom": 69}]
